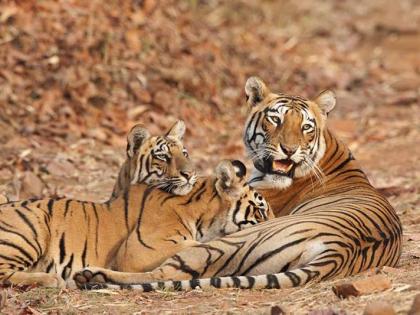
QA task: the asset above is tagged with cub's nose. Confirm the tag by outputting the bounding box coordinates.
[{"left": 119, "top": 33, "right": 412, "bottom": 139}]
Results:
[{"left": 180, "top": 171, "right": 194, "bottom": 181}]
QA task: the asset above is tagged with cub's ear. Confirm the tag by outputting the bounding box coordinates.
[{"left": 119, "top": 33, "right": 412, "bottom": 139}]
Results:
[
  {"left": 245, "top": 76, "right": 269, "bottom": 107},
  {"left": 127, "top": 124, "right": 150, "bottom": 158},
  {"left": 215, "top": 160, "right": 247, "bottom": 200},
  {"left": 166, "top": 120, "right": 186, "bottom": 141},
  {"left": 315, "top": 90, "right": 336, "bottom": 115}
]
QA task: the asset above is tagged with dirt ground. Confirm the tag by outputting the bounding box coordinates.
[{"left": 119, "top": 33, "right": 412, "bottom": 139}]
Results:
[{"left": 0, "top": 0, "right": 419, "bottom": 314}]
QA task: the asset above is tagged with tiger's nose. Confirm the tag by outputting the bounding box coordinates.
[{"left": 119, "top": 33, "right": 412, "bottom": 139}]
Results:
[
  {"left": 180, "top": 171, "right": 194, "bottom": 180},
  {"left": 280, "top": 144, "right": 297, "bottom": 156}
]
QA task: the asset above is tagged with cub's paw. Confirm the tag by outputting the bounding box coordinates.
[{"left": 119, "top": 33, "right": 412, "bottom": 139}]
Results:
[{"left": 73, "top": 268, "right": 108, "bottom": 289}]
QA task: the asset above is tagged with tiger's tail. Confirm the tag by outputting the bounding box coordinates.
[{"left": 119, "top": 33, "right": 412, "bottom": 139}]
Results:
[{"left": 82, "top": 262, "right": 332, "bottom": 292}]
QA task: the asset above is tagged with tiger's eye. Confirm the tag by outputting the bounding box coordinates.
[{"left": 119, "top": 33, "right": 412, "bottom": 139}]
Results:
[
  {"left": 267, "top": 116, "right": 281, "bottom": 125},
  {"left": 302, "top": 124, "right": 312, "bottom": 131},
  {"left": 155, "top": 154, "right": 169, "bottom": 162}
]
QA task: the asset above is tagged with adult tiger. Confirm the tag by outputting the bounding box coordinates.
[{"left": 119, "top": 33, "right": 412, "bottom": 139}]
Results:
[
  {"left": 0, "top": 121, "right": 197, "bottom": 288},
  {"left": 74, "top": 77, "right": 402, "bottom": 292}
]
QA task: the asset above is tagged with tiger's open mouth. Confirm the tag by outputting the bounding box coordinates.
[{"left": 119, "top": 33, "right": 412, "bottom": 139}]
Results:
[
  {"left": 254, "top": 157, "right": 296, "bottom": 177},
  {"left": 272, "top": 159, "right": 294, "bottom": 175}
]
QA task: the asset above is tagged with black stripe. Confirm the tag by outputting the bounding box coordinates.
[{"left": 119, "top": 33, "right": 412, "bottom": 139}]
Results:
[
  {"left": 232, "top": 276, "right": 241, "bottom": 288},
  {"left": 266, "top": 274, "right": 280, "bottom": 289},
  {"left": 123, "top": 189, "right": 130, "bottom": 234},
  {"left": 284, "top": 271, "right": 301, "bottom": 287},
  {"left": 0, "top": 222, "right": 41, "bottom": 258},
  {"left": 59, "top": 233, "right": 66, "bottom": 264},
  {"left": 241, "top": 237, "right": 308, "bottom": 275},
  {"left": 15, "top": 210, "right": 38, "bottom": 237},
  {"left": 181, "top": 181, "right": 206, "bottom": 206},
  {"left": 190, "top": 278, "right": 201, "bottom": 289},
  {"left": 246, "top": 276, "right": 255, "bottom": 288},
  {"left": 91, "top": 203, "right": 100, "bottom": 257},
  {"left": 0, "top": 240, "right": 34, "bottom": 264},
  {"left": 46, "top": 260, "right": 54, "bottom": 273},
  {"left": 165, "top": 255, "right": 200, "bottom": 279},
  {"left": 47, "top": 199, "right": 54, "bottom": 216},
  {"left": 61, "top": 253, "right": 74, "bottom": 279},
  {"left": 210, "top": 277, "right": 221, "bottom": 288},
  {"left": 81, "top": 239, "right": 88, "bottom": 267},
  {"left": 64, "top": 199, "right": 72, "bottom": 217},
  {"left": 0, "top": 253, "right": 28, "bottom": 265},
  {"left": 136, "top": 188, "right": 155, "bottom": 250},
  {"left": 141, "top": 283, "right": 154, "bottom": 292},
  {"left": 173, "top": 281, "right": 183, "bottom": 291}
]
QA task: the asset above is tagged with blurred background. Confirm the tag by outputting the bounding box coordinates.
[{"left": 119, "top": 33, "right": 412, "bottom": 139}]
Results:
[
  {"left": 0, "top": 1, "right": 419, "bottom": 313},
  {"left": 0, "top": 0, "right": 418, "bottom": 203}
]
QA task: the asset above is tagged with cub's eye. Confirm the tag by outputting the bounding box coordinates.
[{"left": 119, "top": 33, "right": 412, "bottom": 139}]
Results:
[
  {"left": 267, "top": 116, "right": 281, "bottom": 125},
  {"left": 183, "top": 150, "right": 189, "bottom": 158},
  {"left": 155, "top": 154, "right": 169, "bottom": 162},
  {"left": 302, "top": 124, "right": 313, "bottom": 131}
]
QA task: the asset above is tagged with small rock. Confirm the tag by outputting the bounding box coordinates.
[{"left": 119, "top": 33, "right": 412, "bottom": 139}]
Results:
[
  {"left": 406, "top": 234, "right": 420, "bottom": 241},
  {"left": 363, "top": 301, "right": 395, "bottom": 315},
  {"left": 21, "top": 171, "right": 44, "bottom": 198},
  {"left": 270, "top": 305, "right": 286, "bottom": 315},
  {"left": 332, "top": 275, "right": 392, "bottom": 299}
]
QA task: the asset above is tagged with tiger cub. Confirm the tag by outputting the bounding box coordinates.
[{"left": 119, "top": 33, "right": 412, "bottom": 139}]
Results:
[
  {"left": 74, "top": 160, "right": 274, "bottom": 287},
  {"left": 0, "top": 121, "right": 196, "bottom": 288},
  {"left": 110, "top": 120, "right": 197, "bottom": 200}
]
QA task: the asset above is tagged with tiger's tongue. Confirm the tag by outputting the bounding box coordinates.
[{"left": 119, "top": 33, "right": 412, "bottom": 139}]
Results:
[{"left": 272, "top": 159, "right": 294, "bottom": 173}]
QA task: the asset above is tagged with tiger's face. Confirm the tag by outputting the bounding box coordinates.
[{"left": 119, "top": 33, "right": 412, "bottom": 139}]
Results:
[
  {"left": 215, "top": 160, "right": 274, "bottom": 235},
  {"left": 127, "top": 120, "right": 197, "bottom": 195},
  {"left": 243, "top": 77, "right": 336, "bottom": 190}
]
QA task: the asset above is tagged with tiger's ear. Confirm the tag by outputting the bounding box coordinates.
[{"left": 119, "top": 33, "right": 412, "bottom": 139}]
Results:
[
  {"left": 127, "top": 124, "right": 150, "bottom": 158},
  {"left": 245, "top": 76, "right": 269, "bottom": 107},
  {"left": 315, "top": 90, "right": 336, "bottom": 115},
  {"left": 166, "top": 120, "right": 186, "bottom": 141},
  {"left": 215, "top": 160, "right": 247, "bottom": 200}
]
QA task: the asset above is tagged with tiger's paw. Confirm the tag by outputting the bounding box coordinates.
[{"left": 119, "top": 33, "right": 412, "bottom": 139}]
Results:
[{"left": 73, "top": 268, "right": 108, "bottom": 289}]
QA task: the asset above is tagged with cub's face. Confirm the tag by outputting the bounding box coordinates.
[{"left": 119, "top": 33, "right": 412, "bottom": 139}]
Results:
[
  {"left": 243, "top": 77, "right": 336, "bottom": 190},
  {"left": 127, "top": 120, "right": 197, "bottom": 196},
  {"left": 215, "top": 160, "right": 274, "bottom": 235}
]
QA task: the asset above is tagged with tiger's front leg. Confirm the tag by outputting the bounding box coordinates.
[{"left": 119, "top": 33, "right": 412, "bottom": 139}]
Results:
[
  {"left": 74, "top": 239, "right": 241, "bottom": 287},
  {"left": 74, "top": 239, "right": 210, "bottom": 287}
]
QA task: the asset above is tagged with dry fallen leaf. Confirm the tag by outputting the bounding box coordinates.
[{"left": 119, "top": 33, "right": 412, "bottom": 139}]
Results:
[
  {"left": 363, "top": 301, "right": 396, "bottom": 315},
  {"left": 332, "top": 275, "right": 392, "bottom": 299}
]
